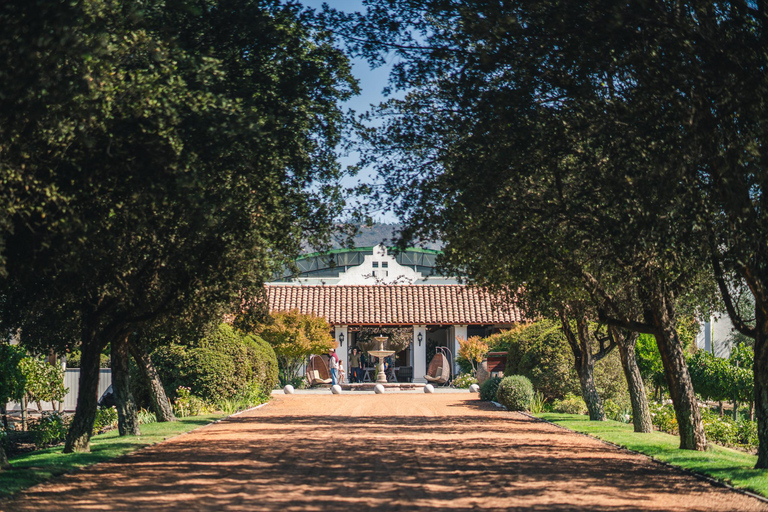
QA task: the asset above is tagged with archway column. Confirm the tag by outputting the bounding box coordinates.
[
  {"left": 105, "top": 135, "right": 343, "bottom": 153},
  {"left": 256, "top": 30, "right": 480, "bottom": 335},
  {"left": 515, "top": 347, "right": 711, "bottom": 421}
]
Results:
[
  {"left": 413, "top": 325, "right": 427, "bottom": 383},
  {"left": 450, "top": 325, "right": 467, "bottom": 375}
]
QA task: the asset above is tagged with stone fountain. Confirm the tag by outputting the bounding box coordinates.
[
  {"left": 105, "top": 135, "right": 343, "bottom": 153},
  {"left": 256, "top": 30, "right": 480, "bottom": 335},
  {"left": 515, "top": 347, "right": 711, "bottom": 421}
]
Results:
[{"left": 367, "top": 336, "right": 395, "bottom": 383}]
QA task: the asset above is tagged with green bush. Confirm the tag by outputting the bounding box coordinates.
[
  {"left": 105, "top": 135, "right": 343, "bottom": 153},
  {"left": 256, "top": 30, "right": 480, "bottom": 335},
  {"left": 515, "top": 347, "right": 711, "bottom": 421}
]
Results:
[
  {"left": 479, "top": 376, "right": 502, "bottom": 401},
  {"left": 604, "top": 398, "right": 632, "bottom": 423},
  {"left": 496, "top": 375, "right": 534, "bottom": 411},
  {"left": 700, "top": 408, "right": 759, "bottom": 449},
  {"left": 242, "top": 334, "right": 279, "bottom": 391},
  {"left": 649, "top": 402, "right": 678, "bottom": 434},
  {"left": 453, "top": 372, "right": 478, "bottom": 389},
  {"left": 32, "top": 412, "right": 68, "bottom": 447},
  {"left": 552, "top": 393, "right": 588, "bottom": 415},
  {"left": 137, "top": 409, "right": 157, "bottom": 425},
  {"left": 502, "top": 321, "right": 579, "bottom": 400},
  {"left": 152, "top": 324, "right": 258, "bottom": 403},
  {"left": 93, "top": 406, "right": 118, "bottom": 435},
  {"left": 172, "top": 386, "right": 213, "bottom": 418},
  {"left": 499, "top": 320, "right": 630, "bottom": 407}
]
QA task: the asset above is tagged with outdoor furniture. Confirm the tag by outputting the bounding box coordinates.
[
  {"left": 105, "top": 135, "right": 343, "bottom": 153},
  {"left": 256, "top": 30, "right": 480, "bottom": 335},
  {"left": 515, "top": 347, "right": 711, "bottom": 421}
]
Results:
[
  {"left": 362, "top": 367, "right": 375, "bottom": 382},
  {"left": 306, "top": 355, "right": 333, "bottom": 386},
  {"left": 424, "top": 352, "right": 450, "bottom": 385}
]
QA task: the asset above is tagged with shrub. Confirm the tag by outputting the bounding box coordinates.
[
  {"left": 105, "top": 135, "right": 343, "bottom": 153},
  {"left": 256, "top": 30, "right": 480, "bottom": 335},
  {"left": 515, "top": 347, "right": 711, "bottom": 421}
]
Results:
[
  {"left": 496, "top": 375, "right": 534, "bottom": 411},
  {"left": 700, "top": 409, "right": 759, "bottom": 449},
  {"left": 604, "top": 398, "right": 631, "bottom": 423},
  {"left": 530, "top": 391, "right": 546, "bottom": 414},
  {"left": 453, "top": 373, "right": 478, "bottom": 389},
  {"left": 242, "top": 334, "right": 279, "bottom": 391},
  {"left": 19, "top": 357, "right": 68, "bottom": 412},
  {"left": 32, "top": 411, "right": 68, "bottom": 447},
  {"left": 173, "top": 386, "right": 212, "bottom": 418},
  {"left": 152, "top": 324, "right": 254, "bottom": 403},
  {"left": 137, "top": 409, "right": 157, "bottom": 425},
  {"left": 498, "top": 320, "right": 630, "bottom": 407},
  {"left": 649, "top": 402, "right": 678, "bottom": 434},
  {"left": 93, "top": 406, "right": 118, "bottom": 434},
  {"left": 502, "top": 321, "right": 579, "bottom": 400},
  {"left": 479, "top": 376, "right": 502, "bottom": 401},
  {"left": 552, "top": 393, "right": 588, "bottom": 415}
]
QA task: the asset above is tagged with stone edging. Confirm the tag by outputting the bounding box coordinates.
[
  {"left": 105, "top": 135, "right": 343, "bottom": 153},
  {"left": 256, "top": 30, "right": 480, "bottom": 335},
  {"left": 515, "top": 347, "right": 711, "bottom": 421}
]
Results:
[{"left": 513, "top": 409, "right": 768, "bottom": 506}]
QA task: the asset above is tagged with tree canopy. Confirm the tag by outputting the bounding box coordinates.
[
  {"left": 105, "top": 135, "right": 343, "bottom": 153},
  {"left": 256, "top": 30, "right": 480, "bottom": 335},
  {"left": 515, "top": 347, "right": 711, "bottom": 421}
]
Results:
[{"left": 0, "top": 0, "right": 357, "bottom": 452}]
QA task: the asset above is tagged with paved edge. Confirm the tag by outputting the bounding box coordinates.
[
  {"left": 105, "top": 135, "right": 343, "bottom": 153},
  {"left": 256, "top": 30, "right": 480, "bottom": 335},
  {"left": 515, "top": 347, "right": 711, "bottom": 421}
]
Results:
[
  {"left": 0, "top": 401, "right": 273, "bottom": 503},
  {"left": 517, "top": 410, "right": 768, "bottom": 506}
]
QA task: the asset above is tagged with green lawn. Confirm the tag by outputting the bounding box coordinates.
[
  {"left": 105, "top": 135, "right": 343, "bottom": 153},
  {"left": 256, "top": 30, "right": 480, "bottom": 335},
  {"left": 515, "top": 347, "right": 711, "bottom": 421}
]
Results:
[
  {"left": 0, "top": 414, "right": 225, "bottom": 498},
  {"left": 538, "top": 413, "right": 768, "bottom": 497}
]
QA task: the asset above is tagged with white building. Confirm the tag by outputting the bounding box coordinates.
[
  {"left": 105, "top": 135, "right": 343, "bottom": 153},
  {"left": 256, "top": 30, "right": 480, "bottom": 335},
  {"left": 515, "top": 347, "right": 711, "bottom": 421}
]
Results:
[{"left": 268, "top": 244, "right": 522, "bottom": 381}]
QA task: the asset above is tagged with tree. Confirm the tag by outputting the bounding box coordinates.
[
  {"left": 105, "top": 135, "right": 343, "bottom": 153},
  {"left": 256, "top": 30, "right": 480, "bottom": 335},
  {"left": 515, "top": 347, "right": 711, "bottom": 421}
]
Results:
[
  {"left": 255, "top": 310, "right": 336, "bottom": 386},
  {"left": 0, "top": 0, "right": 356, "bottom": 452},
  {"left": 18, "top": 356, "right": 67, "bottom": 413},
  {"left": 457, "top": 336, "right": 488, "bottom": 375},
  {"left": 333, "top": 0, "right": 717, "bottom": 443},
  {"left": 0, "top": 343, "right": 26, "bottom": 470}
]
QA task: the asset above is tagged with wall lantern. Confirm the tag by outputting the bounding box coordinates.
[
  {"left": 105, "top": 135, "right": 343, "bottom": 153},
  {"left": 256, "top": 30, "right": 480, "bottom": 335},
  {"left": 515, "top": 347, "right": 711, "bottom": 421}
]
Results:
[
  {"left": 338, "top": 332, "right": 344, "bottom": 347},
  {"left": 417, "top": 332, "right": 423, "bottom": 346}
]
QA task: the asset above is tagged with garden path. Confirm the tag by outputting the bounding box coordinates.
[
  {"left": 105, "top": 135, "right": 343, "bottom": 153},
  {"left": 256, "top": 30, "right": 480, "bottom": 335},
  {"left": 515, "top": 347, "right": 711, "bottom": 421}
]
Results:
[{"left": 4, "top": 393, "right": 768, "bottom": 511}]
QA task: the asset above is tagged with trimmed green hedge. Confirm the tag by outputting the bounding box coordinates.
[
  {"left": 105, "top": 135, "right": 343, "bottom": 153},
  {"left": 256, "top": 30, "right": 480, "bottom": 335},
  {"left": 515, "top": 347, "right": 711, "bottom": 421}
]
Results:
[
  {"left": 150, "top": 324, "right": 278, "bottom": 402},
  {"left": 496, "top": 375, "right": 534, "bottom": 411},
  {"left": 479, "top": 376, "right": 502, "bottom": 401},
  {"left": 243, "top": 334, "right": 279, "bottom": 391}
]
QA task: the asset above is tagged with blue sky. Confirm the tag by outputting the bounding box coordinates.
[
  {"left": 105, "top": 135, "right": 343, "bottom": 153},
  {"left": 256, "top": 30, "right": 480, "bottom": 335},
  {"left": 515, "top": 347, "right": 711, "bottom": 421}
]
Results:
[{"left": 300, "top": 0, "right": 401, "bottom": 223}]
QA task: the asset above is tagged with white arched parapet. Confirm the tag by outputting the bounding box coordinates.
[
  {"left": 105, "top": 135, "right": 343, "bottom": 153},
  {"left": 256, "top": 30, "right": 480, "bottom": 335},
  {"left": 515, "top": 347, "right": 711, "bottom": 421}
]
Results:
[{"left": 336, "top": 244, "right": 423, "bottom": 285}]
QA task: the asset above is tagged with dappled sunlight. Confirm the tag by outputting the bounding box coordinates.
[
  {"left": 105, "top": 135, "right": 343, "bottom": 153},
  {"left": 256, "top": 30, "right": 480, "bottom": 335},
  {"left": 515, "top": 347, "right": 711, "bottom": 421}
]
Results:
[{"left": 6, "top": 394, "right": 767, "bottom": 511}]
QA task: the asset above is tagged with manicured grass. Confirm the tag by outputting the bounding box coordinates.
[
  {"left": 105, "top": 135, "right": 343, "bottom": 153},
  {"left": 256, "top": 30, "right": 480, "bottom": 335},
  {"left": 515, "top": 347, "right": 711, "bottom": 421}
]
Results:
[
  {"left": 0, "top": 414, "right": 225, "bottom": 498},
  {"left": 538, "top": 413, "right": 768, "bottom": 497}
]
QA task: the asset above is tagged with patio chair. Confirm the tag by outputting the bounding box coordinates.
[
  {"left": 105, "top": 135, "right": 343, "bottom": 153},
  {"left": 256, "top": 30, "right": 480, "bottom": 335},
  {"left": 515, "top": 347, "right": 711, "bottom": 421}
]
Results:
[
  {"left": 424, "top": 351, "right": 450, "bottom": 386},
  {"left": 306, "top": 355, "right": 333, "bottom": 386}
]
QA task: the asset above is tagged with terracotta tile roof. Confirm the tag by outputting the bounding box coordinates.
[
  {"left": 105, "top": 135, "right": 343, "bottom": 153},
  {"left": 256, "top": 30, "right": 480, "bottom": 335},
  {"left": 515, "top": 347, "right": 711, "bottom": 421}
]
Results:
[{"left": 265, "top": 284, "right": 523, "bottom": 325}]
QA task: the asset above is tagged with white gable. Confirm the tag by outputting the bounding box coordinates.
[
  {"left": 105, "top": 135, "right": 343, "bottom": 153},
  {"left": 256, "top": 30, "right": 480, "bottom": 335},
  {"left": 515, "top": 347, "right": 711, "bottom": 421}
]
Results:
[{"left": 336, "top": 244, "right": 423, "bottom": 285}]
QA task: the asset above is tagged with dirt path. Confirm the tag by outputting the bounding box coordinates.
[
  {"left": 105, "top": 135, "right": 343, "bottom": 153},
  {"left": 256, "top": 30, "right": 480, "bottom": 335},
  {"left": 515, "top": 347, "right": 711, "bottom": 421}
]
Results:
[{"left": 4, "top": 393, "right": 767, "bottom": 511}]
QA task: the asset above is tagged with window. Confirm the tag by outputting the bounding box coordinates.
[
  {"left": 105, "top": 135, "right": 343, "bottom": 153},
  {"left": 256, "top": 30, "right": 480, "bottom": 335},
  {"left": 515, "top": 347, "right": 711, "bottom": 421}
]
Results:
[
  {"left": 372, "top": 261, "right": 379, "bottom": 268},
  {"left": 382, "top": 262, "right": 388, "bottom": 268},
  {"left": 372, "top": 270, "right": 376, "bottom": 277}
]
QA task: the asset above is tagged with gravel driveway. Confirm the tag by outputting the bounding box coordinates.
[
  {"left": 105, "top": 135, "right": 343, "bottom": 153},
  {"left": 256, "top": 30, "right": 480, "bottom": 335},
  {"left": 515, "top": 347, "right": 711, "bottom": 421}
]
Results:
[{"left": 5, "top": 393, "right": 767, "bottom": 511}]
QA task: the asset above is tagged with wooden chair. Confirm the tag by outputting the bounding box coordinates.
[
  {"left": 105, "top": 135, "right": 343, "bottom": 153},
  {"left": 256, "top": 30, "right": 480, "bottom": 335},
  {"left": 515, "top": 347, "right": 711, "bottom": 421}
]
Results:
[
  {"left": 306, "top": 355, "right": 333, "bottom": 386},
  {"left": 424, "top": 352, "right": 450, "bottom": 385}
]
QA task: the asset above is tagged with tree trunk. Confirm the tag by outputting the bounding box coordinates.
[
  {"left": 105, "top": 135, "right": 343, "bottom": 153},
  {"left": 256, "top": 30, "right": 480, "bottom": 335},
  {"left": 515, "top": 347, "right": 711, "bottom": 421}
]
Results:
[
  {"left": 753, "top": 309, "right": 768, "bottom": 468},
  {"left": 0, "top": 445, "right": 9, "bottom": 470},
  {"left": 128, "top": 340, "right": 176, "bottom": 422},
  {"left": 577, "top": 361, "right": 605, "bottom": 421},
  {"left": 733, "top": 400, "right": 739, "bottom": 421},
  {"left": 612, "top": 328, "right": 653, "bottom": 433},
  {"left": 751, "top": 401, "right": 755, "bottom": 422},
  {"left": 63, "top": 333, "right": 104, "bottom": 453},
  {"left": 719, "top": 401, "right": 724, "bottom": 417},
  {"left": 1, "top": 404, "right": 8, "bottom": 430},
  {"left": 112, "top": 334, "right": 140, "bottom": 436},
  {"left": 647, "top": 300, "right": 707, "bottom": 450},
  {"left": 20, "top": 396, "right": 28, "bottom": 431},
  {"left": 559, "top": 312, "right": 607, "bottom": 421}
]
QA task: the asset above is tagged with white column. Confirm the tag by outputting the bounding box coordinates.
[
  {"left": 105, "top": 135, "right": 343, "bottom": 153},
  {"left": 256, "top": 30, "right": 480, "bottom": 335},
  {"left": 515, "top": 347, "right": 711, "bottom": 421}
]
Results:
[
  {"left": 334, "top": 325, "right": 349, "bottom": 382},
  {"left": 452, "top": 325, "right": 467, "bottom": 375},
  {"left": 413, "top": 325, "right": 428, "bottom": 383}
]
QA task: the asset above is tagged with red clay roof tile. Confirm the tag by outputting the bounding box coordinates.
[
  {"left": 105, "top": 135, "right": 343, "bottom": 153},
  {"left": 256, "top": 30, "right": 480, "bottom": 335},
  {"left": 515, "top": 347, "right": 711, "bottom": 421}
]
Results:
[{"left": 266, "top": 285, "right": 522, "bottom": 325}]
